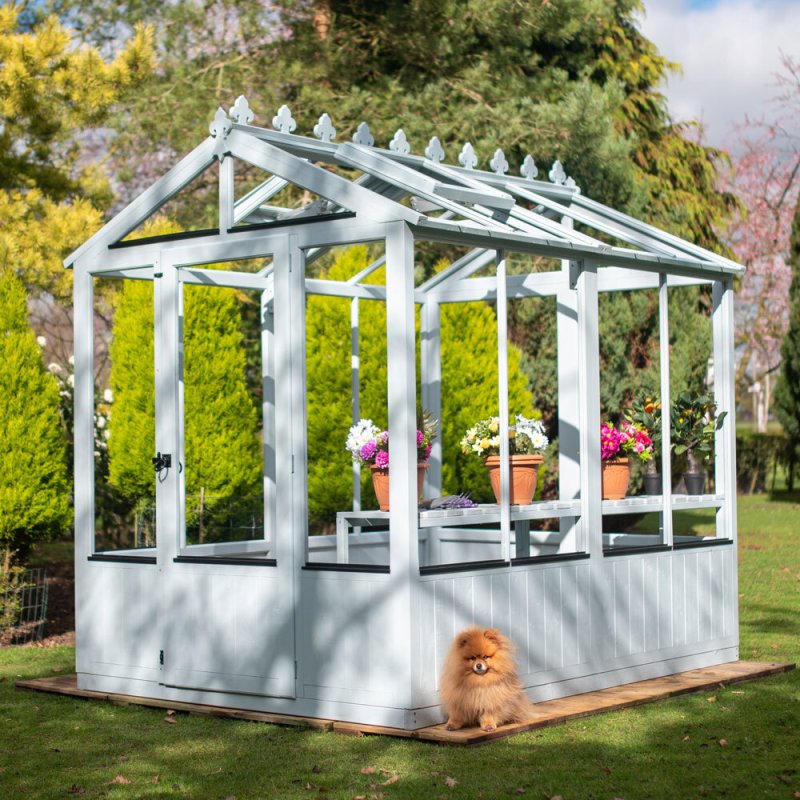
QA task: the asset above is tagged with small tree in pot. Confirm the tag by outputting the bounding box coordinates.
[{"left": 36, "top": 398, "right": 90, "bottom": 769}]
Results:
[{"left": 670, "top": 391, "right": 727, "bottom": 494}]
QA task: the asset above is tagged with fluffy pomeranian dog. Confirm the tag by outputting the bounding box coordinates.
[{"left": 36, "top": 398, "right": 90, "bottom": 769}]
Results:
[{"left": 439, "top": 627, "right": 533, "bottom": 731}]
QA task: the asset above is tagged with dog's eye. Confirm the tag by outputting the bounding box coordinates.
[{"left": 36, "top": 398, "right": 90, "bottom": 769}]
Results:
[
  {"left": 468, "top": 656, "right": 476, "bottom": 661},
  {"left": 483, "top": 655, "right": 491, "bottom": 660}
]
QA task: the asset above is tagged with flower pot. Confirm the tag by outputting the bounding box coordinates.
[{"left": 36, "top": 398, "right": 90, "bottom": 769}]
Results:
[
  {"left": 484, "top": 454, "right": 544, "bottom": 506},
  {"left": 370, "top": 463, "right": 428, "bottom": 512},
  {"left": 601, "top": 457, "right": 631, "bottom": 500},
  {"left": 683, "top": 472, "right": 706, "bottom": 495},
  {"left": 643, "top": 472, "right": 662, "bottom": 495}
]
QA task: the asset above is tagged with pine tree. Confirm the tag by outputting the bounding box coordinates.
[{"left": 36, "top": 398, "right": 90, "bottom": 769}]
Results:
[
  {"left": 0, "top": 270, "right": 70, "bottom": 569},
  {"left": 108, "top": 279, "right": 262, "bottom": 520},
  {"left": 0, "top": 6, "right": 154, "bottom": 299},
  {"left": 775, "top": 202, "right": 800, "bottom": 489}
]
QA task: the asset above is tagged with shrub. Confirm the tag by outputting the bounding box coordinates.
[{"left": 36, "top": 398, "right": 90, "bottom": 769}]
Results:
[{"left": 0, "top": 270, "right": 70, "bottom": 569}]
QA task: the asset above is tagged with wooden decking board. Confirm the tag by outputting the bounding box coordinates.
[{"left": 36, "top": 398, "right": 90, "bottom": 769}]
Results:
[{"left": 16, "top": 661, "right": 794, "bottom": 745}]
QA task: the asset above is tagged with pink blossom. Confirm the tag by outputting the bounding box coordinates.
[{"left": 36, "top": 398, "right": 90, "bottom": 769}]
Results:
[
  {"left": 359, "top": 441, "right": 377, "bottom": 462},
  {"left": 375, "top": 450, "right": 389, "bottom": 468}
]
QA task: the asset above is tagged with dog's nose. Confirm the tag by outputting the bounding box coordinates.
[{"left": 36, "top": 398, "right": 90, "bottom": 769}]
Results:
[{"left": 473, "top": 661, "right": 487, "bottom": 673}]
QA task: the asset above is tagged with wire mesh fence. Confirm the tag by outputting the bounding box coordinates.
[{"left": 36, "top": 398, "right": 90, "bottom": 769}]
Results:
[{"left": 0, "top": 568, "right": 49, "bottom": 646}]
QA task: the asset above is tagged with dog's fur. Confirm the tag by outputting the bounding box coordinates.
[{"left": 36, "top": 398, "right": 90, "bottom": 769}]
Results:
[{"left": 439, "top": 627, "right": 534, "bottom": 731}]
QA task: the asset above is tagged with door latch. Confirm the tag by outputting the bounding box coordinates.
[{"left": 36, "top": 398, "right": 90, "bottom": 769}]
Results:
[{"left": 152, "top": 452, "right": 172, "bottom": 472}]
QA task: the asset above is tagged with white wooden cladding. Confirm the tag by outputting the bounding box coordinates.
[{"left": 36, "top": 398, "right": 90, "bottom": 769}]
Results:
[{"left": 416, "top": 546, "right": 735, "bottom": 706}]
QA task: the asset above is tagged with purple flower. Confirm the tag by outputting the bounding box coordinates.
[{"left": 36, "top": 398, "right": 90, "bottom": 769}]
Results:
[
  {"left": 359, "top": 441, "right": 377, "bottom": 462},
  {"left": 375, "top": 449, "right": 389, "bottom": 468},
  {"left": 416, "top": 429, "right": 425, "bottom": 446},
  {"left": 424, "top": 444, "right": 432, "bottom": 459}
]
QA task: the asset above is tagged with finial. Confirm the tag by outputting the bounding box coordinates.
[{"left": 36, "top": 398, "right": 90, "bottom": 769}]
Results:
[
  {"left": 209, "top": 107, "right": 232, "bottom": 161},
  {"left": 520, "top": 154, "right": 538, "bottom": 180},
  {"left": 352, "top": 121, "right": 374, "bottom": 146},
  {"left": 458, "top": 142, "right": 477, "bottom": 169},
  {"left": 272, "top": 105, "right": 296, "bottom": 134},
  {"left": 549, "top": 160, "right": 567, "bottom": 185},
  {"left": 229, "top": 95, "right": 254, "bottom": 125},
  {"left": 565, "top": 176, "right": 577, "bottom": 189},
  {"left": 489, "top": 148, "right": 509, "bottom": 175},
  {"left": 425, "top": 136, "right": 445, "bottom": 163},
  {"left": 389, "top": 128, "right": 410, "bottom": 155},
  {"left": 313, "top": 113, "right": 336, "bottom": 142}
]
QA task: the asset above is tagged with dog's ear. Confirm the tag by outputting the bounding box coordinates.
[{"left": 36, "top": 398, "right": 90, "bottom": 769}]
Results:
[{"left": 483, "top": 628, "right": 502, "bottom": 643}]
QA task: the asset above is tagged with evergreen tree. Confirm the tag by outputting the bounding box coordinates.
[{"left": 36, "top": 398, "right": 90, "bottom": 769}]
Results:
[
  {"left": 306, "top": 247, "right": 534, "bottom": 525},
  {"left": 0, "top": 5, "right": 154, "bottom": 299},
  {"left": 775, "top": 202, "right": 800, "bottom": 489},
  {"left": 108, "top": 278, "right": 262, "bottom": 518},
  {"left": 0, "top": 270, "right": 70, "bottom": 569}
]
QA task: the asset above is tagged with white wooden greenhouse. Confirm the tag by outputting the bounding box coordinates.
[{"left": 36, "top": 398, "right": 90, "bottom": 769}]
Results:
[{"left": 67, "top": 98, "right": 742, "bottom": 730}]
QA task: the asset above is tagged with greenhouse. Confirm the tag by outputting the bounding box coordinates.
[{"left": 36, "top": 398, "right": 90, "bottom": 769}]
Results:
[{"left": 67, "top": 97, "right": 742, "bottom": 729}]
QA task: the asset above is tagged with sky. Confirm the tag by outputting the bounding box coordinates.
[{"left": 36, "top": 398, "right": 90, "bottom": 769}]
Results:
[{"left": 639, "top": 0, "right": 800, "bottom": 148}]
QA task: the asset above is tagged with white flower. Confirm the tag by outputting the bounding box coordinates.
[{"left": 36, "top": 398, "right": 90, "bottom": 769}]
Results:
[
  {"left": 96, "top": 416, "right": 106, "bottom": 429},
  {"left": 103, "top": 388, "right": 113, "bottom": 403},
  {"left": 68, "top": 354, "right": 75, "bottom": 366},
  {"left": 48, "top": 362, "right": 63, "bottom": 374},
  {"left": 37, "top": 336, "right": 46, "bottom": 347},
  {"left": 346, "top": 418, "right": 380, "bottom": 456},
  {"left": 67, "top": 374, "right": 75, "bottom": 387},
  {"left": 103, "top": 429, "right": 110, "bottom": 440}
]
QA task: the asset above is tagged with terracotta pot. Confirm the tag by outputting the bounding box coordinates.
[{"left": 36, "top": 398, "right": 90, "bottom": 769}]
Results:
[
  {"left": 370, "top": 463, "right": 428, "bottom": 512},
  {"left": 484, "top": 454, "right": 544, "bottom": 506},
  {"left": 601, "top": 457, "right": 631, "bottom": 500}
]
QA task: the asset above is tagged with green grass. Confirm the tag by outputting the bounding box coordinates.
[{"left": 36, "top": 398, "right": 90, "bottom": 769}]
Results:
[{"left": 1, "top": 496, "right": 799, "bottom": 800}]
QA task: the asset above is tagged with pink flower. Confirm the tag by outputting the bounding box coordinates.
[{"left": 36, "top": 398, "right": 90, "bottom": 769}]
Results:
[
  {"left": 416, "top": 429, "right": 425, "bottom": 446},
  {"left": 375, "top": 450, "right": 389, "bottom": 468},
  {"left": 359, "top": 441, "right": 377, "bottom": 462}
]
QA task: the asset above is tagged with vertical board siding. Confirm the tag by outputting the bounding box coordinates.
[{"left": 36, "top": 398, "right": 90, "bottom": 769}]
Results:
[{"left": 420, "top": 548, "right": 736, "bottom": 705}]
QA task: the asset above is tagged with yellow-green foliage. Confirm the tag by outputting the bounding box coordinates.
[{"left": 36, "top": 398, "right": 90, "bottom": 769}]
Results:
[
  {"left": 306, "top": 247, "right": 534, "bottom": 525},
  {"left": 0, "top": 6, "right": 154, "bottom": 299},
  {"left": 0, "top": 269, "right": 70, "bottom": 554},
  {"left": 108, "top": 279, "right": 261, "bottom": 508}
]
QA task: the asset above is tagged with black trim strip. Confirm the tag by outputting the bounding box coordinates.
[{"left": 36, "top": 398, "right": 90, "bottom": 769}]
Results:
[
  {"left": 89, "top": 554, "right": 157, "bottom": 564},
  {"left": 603, "top": 544, "right": 672, "bottom": 557},
  {"left": 673, "top": 538, "right": 732, "bottom": 550},
  {"left": 229, "top": 211, "right": 355, "bottom": 234},
  {"left": 109, "top": 228, "right": 219, "bottom": 249},
  {"left": 512, "top": 552, "right": 590, "bottom": 566},
  {"left": 173, "top": 556, "right": 276, "bottom": 566},
  {"left": 303, "top": 562, "right": 390, "bottom": 574},
  {"left": 419, "top": 559, "right": 509, "bottom": 576}
]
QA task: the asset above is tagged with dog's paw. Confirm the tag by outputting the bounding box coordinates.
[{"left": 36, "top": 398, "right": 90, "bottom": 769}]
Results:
[{"left": 481, "top": 723, "right": 497, "bottom": 732}]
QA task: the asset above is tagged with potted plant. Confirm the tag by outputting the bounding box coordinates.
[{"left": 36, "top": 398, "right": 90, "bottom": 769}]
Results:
[
  {"left": 625, "top": 396, "right": 662, "bottom": 494},
  {"left": 670, "top": 391, "right": 726, "bottom": 495},
  {"left": 460, "top": 414, "right": 549, "bottom": 505},
  {"left": 600, "top": 421, "right": 654, "bottom": 499},
  {"left": 346, "top": 416, "right": 436, "bottom": 511}
]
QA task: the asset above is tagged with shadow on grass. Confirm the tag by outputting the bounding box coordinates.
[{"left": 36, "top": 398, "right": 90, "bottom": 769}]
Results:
[
  {"left": 765, "top": 489, "right": 800, "bottom": 505},
  {"left": 740, "top": 603, "right": 800, "bottom": 636},
  {"left": 3, "top": 657, "right": 799, "bottom": 800}
]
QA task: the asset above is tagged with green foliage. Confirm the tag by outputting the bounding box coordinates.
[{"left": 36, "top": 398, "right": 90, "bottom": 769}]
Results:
[
  {"left": 0, "top": 270, "right": 70, "bottom": 561},
  {"left": 774, "top": 202, "right": 800, "bottom": 489},
  {"left": 624, "top": 394, "right": 663, "bottom": 454},
  {"left": 306, "top": 247, "right": 535, "bottom": 524},
  {"left": 670, "top": 390, "right": 726, "bottom": 458},
  {"left": 735, "top": 430, "right": 792, "bottom": 494},
  {"left": 0, "top": 6, "right": 154, "bottom": 299},
  {"left": 108, "top": 279, "right": 261, "bottom": 512}
]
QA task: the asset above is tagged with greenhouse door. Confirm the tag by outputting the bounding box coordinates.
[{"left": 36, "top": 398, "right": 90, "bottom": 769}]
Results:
[{"left": 155, "top": 261, "right": 296, "bottom": 699}]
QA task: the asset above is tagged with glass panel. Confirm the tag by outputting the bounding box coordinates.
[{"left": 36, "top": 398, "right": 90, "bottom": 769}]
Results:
[
  {"left": 180, "top": 282, "right": 268, "bottom": 555},
  {"left": 95, "top": 273, "right": 156, "bottom": 552}
]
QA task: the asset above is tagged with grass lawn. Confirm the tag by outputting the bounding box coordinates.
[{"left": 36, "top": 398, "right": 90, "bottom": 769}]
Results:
[{"left": 1, "top": 494, "right": 798, "bottom": 800}]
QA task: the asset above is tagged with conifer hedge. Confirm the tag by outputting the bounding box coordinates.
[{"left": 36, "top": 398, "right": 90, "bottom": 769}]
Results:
[{"left": 0, "top": 270, "right": 70, "bottom": 566}]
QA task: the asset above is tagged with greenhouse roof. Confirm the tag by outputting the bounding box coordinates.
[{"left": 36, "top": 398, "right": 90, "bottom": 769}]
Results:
[{"left": 65, "top": 97, "right": 743, "bottom": 282}]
